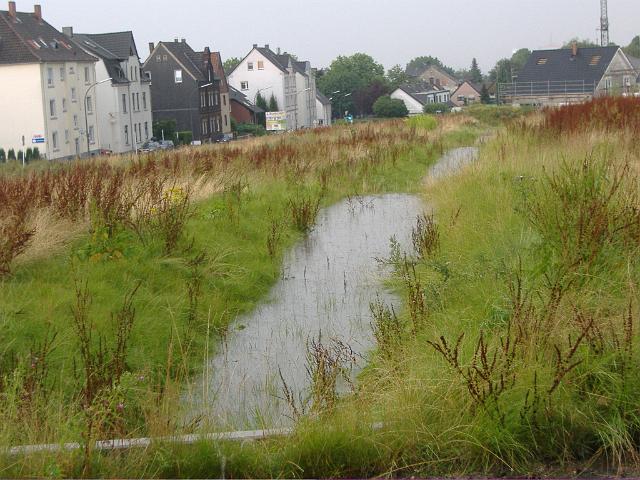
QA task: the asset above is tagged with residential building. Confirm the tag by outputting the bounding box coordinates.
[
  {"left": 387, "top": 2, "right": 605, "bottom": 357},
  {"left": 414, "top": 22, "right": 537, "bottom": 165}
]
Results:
[
  {"left": 227, "top": 44, "right": 317, "bottom": 130},
  {"left": 65, "top": 29, "right": 152, "bottom": 153},
  {"left": 0, "top": 2, "right": 98, "bottom": 160},
  {"left": 390, "top": 81, "right": 451, "bottom": 115},
  {"left": 229, "top": 86, "right": 264, "bottom": 125},
  {"left": 408, "top": 64, "right": 459, "bottom": 92},
  {"left": 315, "top": 91, "right": 332, "bottom": 126},
  {"left": 143, "top": 39, "right": 222, "bottom": 143},
  {"left": 499, "top": 45, "right": 638, "bottom": 105},
  {"left": 450, "top": 81, "right": 482, "bottom": 107},
  {"left": 209, "top": 51, "right": 233, "bottom": 138}
]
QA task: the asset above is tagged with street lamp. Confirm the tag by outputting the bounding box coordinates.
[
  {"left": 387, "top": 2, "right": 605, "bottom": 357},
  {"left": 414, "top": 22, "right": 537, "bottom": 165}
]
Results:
[{"left": 84, "top": 78, "right": 111, "bottom": 157}]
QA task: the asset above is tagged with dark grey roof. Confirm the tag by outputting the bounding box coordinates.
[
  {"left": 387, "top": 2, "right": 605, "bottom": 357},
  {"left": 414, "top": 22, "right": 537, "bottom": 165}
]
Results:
[
  {"left": 229, "top": 86, "right": 264, "bottom": 113},
  {"left": 255, "top": 47, "right": 288, "bottom": 73},
  {"left": 517, "top": 46, "right": 620, "bottom": 84},
  {"left": 316, "top": 90, "right": 331, "bottom": 105},
  {"left": 71, "top": 33, "right": 130, "bottom": 84},
  {"left": 159, "top": 40, "right": 206, "bottom": 80},
  {"left": 396, "top": 81, "right": 447, "bottom": 105},
  {"left": 0, "top": 10, "right": 96, "bottom": 64},
  {"left": 83, "top": 32, "right": 138, "bottom": 59}
]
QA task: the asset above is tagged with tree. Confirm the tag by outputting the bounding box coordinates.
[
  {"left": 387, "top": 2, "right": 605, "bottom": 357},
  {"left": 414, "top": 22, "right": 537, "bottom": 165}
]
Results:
[
  {"left": 489, "top": 58, "right": 514, "bottom": 84},
  {"left": 317, "top": 53, "right": 386, "bottom": 116},
  {"left": 510, "top": 48, "right": 531, "bottom": 74},
  {"left": 152, "top": 119, "right": 177, "bottom": 141},
  {"left": 562, "top": 38, "right": 599, "bottom": 48},
  {"left": 624, "top": 36, "right": 640, "bottom": 58},
  {"left": 469, "top": 58, "right": 483, "bottom": 84},
  {"left": 386, "top": 64, "right": 409, "bottom": 89},
  {"left": 372, "top": 96, "right": 408, "bottom": 118},
  {"left": 255, "top": 92, "right": 268, "bottom": 111},
  {"left": 405, "top": 56, "right": 456, "bottom": 77},
  {"left": 480, "top": 84, "right": 491, "bottom": 104},
  {"left": 268, "top": 93, "right": 279, "bottom": 111},
  {"left": 223, "top": 57, "right": 241, "bottom": 74},
  {"left": 353, "top": 78, "right": 390, "bottom": 116}
]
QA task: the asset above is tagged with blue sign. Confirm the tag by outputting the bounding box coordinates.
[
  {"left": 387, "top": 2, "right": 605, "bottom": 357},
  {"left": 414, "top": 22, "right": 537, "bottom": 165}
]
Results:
[{"left": 32, "top": 135, "right": 45, "bottom": 144}]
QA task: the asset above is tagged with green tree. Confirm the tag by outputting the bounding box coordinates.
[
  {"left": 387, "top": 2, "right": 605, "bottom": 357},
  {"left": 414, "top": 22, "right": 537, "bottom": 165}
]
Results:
[
  {"left": 469, "top": 58, "right": 483, "bottom": 84},
  {"left": 480, "top": 84, "right": 491, "bottom": 104},
  {"left": 268, "top": 93, "right": 279, "bottom": 111},
  {"left": 353, "top": 78, "right": 390, "bottom": 116},
  {"left": 7, "top": 149, "right": 16, "bottom": 161},
  {"left": 255, "top": 92, "right": 268, "bottom": 111},
  {"left": 386, "top": 64, "right": 409, "bottom": 89},
  {"left": 0, "top": 149, "right": 5, "bottom": 162},
  {"left": 317, "top": 53, "right": 386, "bottom": 116},
  {"left": 152, "top": 119, "right": 177, "bottom": 141},
  {"left": 510, "top": 48, "right": 532, "bottom": 74},
  {"left": 223, "top": 57, "right": 242, "bottom": 74},
  {"left": 405, "top": 56, "right": 456, "bottom": 77},
  {"left": 624, "top": 35, "right": 640, "bottom": 58},
  {"left": 489, "top": 58, "right": 514, "bottom": 84},
  {"left": 372, "top": 96, "right": 408, "bottom": 118},
  {"left": 563, "top": 38, "right": 599, "bottom": 48}
]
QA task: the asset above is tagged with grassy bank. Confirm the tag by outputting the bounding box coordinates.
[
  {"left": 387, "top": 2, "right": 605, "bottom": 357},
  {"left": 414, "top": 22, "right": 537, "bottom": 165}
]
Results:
[{"left": 0, "top": 114, "right": 485, "bottom": 476}]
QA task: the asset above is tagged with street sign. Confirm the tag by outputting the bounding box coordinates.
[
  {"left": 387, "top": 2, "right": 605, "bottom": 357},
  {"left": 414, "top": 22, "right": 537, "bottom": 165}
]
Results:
[
  {"left": 266, "top": 111, "right": 287, "bottom": 131},
  {"left": 32, "top": 134, "right": 45, "bottom": 144}
]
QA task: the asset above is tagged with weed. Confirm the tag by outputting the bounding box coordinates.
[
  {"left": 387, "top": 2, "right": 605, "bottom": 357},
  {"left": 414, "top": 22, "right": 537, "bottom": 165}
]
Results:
[
  {"left": 289, "top": 194, "right": 321, "bottom": 233},
  {"left": 412, "top": 213, "right": 440, "bottom": 259}
]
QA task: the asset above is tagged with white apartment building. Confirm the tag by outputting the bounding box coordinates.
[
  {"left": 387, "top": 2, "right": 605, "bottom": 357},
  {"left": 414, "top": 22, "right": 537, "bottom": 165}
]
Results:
[
  {"left": 316, "top": 91, "right": 332, "bottom": 126},
  {"left": 0, "top": 2, "right": 99, "bottom": 160},
  {"left": 65, "top": 29, "right": 153, "bottom": 154},
  {"left": 227, "top": 44, "right": 318, "bottom": 130}
]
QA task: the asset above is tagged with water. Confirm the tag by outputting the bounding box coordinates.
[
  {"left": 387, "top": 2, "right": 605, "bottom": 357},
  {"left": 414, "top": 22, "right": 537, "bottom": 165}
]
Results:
[
  {"left": 193, "top": 194, "right": 424, "bottom": 428},
  {"left": 193, "top": 147, "right": 479, "bottom": 429}
]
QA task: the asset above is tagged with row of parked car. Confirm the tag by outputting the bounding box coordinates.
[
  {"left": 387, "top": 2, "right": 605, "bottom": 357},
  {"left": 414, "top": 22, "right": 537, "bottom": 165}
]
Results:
[{"left": 140, "top": 140, "right": 175, "bottom": 153}]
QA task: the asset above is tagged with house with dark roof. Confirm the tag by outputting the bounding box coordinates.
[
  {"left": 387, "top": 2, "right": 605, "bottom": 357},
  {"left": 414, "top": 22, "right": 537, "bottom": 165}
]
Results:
[
  {"left": 229, "top": 86, "right": 264, "bottom": 125},
  {"left": 450, "top": 81, "right": 482, "bottom": 107},
  {"left": 315, "top": 91, "right": 332, "bottom": 126},
  {"left": 0, "top": 1, "right": 100, "bottom": 160},
  {"left": 64, "top": 28, "right": 153, "bottom": 153},
  {"left": 499, "top": 44, "right": 638, "bottom": 105},
  {"left": 227, "top": 44, "right": 317, "bottom": 130},
  {"left": 407, "top": 64, "right": 459, "bottom": 93},
  {"left": 390, "top": 81, "right": 451, "bottom": 115},
  {"left": 142, "top": 39, "right": 223, "bottom": 143}
]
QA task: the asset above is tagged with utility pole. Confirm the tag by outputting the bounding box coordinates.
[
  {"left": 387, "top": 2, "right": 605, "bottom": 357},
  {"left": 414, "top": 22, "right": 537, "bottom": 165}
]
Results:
[{"left": 600, "top": 0, "right": 610, "bottom": 47}]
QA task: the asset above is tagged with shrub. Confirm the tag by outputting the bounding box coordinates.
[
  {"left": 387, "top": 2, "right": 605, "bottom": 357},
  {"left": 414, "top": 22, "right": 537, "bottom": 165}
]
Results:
[
  {"left": 152, "top": 119, "right": 177, "bottom": 141},
  {"left": 176, "top": 131, "right": 193, "bottom": 145},
  {"left": 466, "top": 104, "right": 531, "bottom": 126},
  {"left": 7, "top": 148, "right": 16, "bottom": 161},
  {"left": 0, "top": 148, "right": 5, "bottom": 162},
  {"left": 373, "top": 96, "right": 409, "bottom": 118},
  {"left": 0, "top": 212, "right": 35, "bottom": 276},
  {"left": 32, "top": 147, "right": 41, "bottom": 160},
  {"left": 541, "top": 97, "right": 640, "bottom": 134},
  {"left": 25, "top": 148, "right": 33, "bottom": 162},
  {"left": 423, "top": 102, "right": 451, "bottom": 114},
  {"left": 17, "top": 150, "right": 24, "bottom": 162},
  {"left": 289, "top": 194, "right": 320, "bottom": 233},
  {"left": 236, "top": 123, "right": 267, "bottom": 137}
]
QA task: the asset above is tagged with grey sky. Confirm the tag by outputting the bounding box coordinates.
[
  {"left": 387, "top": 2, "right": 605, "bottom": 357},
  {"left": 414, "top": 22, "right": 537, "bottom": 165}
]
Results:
[{"left": 35, "top": 0, "right": 640, "bottom": 72}]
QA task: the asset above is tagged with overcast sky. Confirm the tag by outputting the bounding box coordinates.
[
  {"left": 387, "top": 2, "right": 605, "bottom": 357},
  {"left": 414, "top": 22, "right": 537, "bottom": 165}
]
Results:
[{"left": 33, "top": 0, "right": 640, "bottom": 72}]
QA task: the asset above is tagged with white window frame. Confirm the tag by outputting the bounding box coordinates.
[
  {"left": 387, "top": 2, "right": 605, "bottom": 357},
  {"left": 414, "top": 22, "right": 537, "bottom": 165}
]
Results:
[
  {"left": 174, "top": 69, "right": 183, "bottom": 84},
  {"left": 86, "top": 95, "right": 93, "bottom": 114},
  {"left": 49, "top": 99, "right": 56, "bottom": 118},
  {"left": 52, "top": 131, "right": 59, "bottom": 150},
  {"left": 59, "top": 66, "right": 65, "bottom": 82},
  {"left": 47, "top": 67, "right": 54, "bottom": 86},
  {"left": 240, "top": 81, "right": 249, "bottom": 91},
  {"left": 248, "top": 62, "right": 254, "bottom": 71}
]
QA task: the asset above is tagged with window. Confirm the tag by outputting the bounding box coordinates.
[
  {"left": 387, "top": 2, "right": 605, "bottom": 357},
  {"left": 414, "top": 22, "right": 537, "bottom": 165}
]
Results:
[
  {"left": 215, "top": 93, "right": 219, "bottom": 106},
  {"left": 86, "top": 95, "right": 93, "bottom": 113},
  {"left": 223, "top": 95, "right": 227, "bottom": 106},
  {"left": 122, "top": 94, "right": 127, "bottom": 113},
  {"left": 201, "top": 91, "right": 206, "bottom": 108},
  {"left": 124, "top": 125, "right": 129, "bottom": 144},
  {"left": 536, "top": 58, "right": 548, "bottom": 65},
  {"left": 142, "top": 92, "right": 147, "bottom": 110},
  {"left": 49, "top": 99, "right": 56, "bottom": 117},
  {"left": 240, "top": 81, "right": 249, "bottom": 91},
  {"left": 208, "top": 91, "right": 214, "bottom": 106},
  {"left": 605, "top": 77, "right": 613, "bottom": 90},
  {"left": 624, "top": 76, "right": 632, "bottom": 87},
  {"left": 144, "top": 122, "right": 149, "bottom": 139},
  {"left": 84, "top": 66, "right": 90, "bottom": 83},
  {"left": 52, "top": 131, "right": 58, "bottom": 150},
  {"left": 248, "top": 62, "right": 254, "bottom": 71},
  {"left": 162, "top": 55, "right": 168, "bottom": 62},
  {"left": 64, "top": 129, "right": 69, "bottom": 143},
  {"left": 209, "top": 118, "right": 214, "bottom": 133},
  {"left": 174, "top": 69, "right": 183, "bottom": 83},
  {"left": 202, "top": 118, "right": 208, "bottom": 135},
  {"left": 62, "top": 98, "right": 67, "bottom": 112},
  {"left": 156, "top": 55, "right": 161, "bottom": 62},
  {"left": 88, "top": 126, "right": 94, "bottom": 144},
  {"left": 47, "top": 67, "right": 54, "bottom": 86},
  {"left": 589, "top": 55, "right": 602, "bottom": 66},
  {"left": 224, "top": 114, "right": 228, "bottom": 127},
  {"left": 73, "top": 114, "right": 78, "bottom": 128},
  {"left": 69, "top": 66, "right": 75, "bottom": 75},
  {"left": 257, "top": 61, "right": 264, "bottom": 70},
  {"left": 59, "top": 67, "right": 65, "bottom": 81},
  {"left": 131, "top": 93, "right": 136, "bottom": 111},
  {"left": 136, "top": 93, "right": 140, "bottom": 110},
  {"left": 71, "top": 87, "right": 77, "bottom": 101}
]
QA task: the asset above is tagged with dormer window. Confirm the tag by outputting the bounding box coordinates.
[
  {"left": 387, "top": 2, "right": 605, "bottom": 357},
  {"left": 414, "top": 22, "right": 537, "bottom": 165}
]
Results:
[
  {"left": 590, "top": 55, "right": 602, "bottom": 66},
  {"left": 537, "top": 58, "right": 548, "bottom": 65}
]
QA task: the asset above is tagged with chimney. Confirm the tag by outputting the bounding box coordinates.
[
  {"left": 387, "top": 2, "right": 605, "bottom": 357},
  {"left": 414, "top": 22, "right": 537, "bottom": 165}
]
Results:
[
  {"left": 33, "top": 4, "right": 41, "bottom": 22},
  {"left": 62, "top": 26, "right": 73, "bottom": 37},
  {"left": 436, "top": 78, "right": 441, "bottom": 87},
  {"left": 174, "top": 38, "right": 179, "bottom": 43},
  {"left": 253, "top": 43, "right": 258, "bottom": 48},
  {"left": 277, "top": 47, "right": 281, "bottom": 55},
  {"left": 571, "top": 41, "right": 578, "bottom": 57},
  {"left": 265, "top": 43, "right": 269, "bottom": 50},
  {"left": 148, "top": 42, "right": 154, "bottom": 54},
  {"left": 181, "top": 38, "right": 186, "bottom": 43},
  {"left": 8, "top": 1, "right": 16, "bottom": 17}
]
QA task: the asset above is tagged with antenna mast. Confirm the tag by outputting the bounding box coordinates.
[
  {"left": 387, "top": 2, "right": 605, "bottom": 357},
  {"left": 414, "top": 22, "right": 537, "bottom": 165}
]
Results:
[{"left": 600, "top": 0, "right": 610, "bottom": 46}]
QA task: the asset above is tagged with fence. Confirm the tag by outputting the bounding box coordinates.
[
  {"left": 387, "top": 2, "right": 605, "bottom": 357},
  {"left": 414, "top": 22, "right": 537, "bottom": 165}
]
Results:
[{"left": 498, "top": 80, "right": 597, "bottom": 104}]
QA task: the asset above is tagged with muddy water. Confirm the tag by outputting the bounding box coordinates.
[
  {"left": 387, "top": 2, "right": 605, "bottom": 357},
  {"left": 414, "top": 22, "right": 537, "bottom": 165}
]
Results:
[
  {"left": 194, "top": 148, "right": 479, "bottom": 429},
  {"left": 194, "top": 194, "right": 424, "bottom": 428}
]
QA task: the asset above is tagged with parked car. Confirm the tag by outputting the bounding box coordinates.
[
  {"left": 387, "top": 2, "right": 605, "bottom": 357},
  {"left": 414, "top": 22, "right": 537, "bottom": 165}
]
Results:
[
  {"left": 159, "top": 140, "right": 175, "bottom": 150},
  {"left": 140, "top": 141, "right": 161, "bottom": 153}
]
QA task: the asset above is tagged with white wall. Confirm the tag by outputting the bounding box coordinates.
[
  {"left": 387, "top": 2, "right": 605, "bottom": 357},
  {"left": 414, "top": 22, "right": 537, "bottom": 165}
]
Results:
[
  {"left": 0, "top": 63, "right": 45, "bottom": 157},
  {"left": 391, "top": 89, "right": 425, "bottom": 115},
  {"left": 315, "top": 98, "right": 332, "bottom": 126}
]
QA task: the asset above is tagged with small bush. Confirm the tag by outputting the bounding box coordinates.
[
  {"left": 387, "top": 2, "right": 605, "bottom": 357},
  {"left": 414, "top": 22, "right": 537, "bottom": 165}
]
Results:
[
  {"left": 25, "top": 148, "right": 33, "bottom": 162},
  {"left": 407, "top": 115, "right": 438, "bottom": 131},
  {"left": 0, "top": 148, "right": 6, "bottom": 161},
  {"left": 32, "top": 147, "right": 40, "bottom": 160},
  {"left": 7, "top": 148, "right": 16, "bottom": 161},
  {"left": 17, "top": 150, "right": 24, "bottom": 162},
  {"left": 176, "top": 131, "right": 193, "bottom": 145},
  {"left": 289, "top": 194, "right": 320, "bottom": 233},
  {"left": 423, "top": 102, "right": 451, "bottom": 114},
  {"left": 373, "top": 96, "right": 409, "bottom": 118},
  {"left": 237, "top": 123, "right": 267, "bottom": 137}
]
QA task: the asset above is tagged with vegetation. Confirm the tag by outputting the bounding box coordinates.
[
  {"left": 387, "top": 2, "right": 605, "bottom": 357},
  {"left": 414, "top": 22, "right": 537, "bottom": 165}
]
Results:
[
  {"left": 423, "top": 102, "right": 451, "bottom": 114},
  {"left": 268, "top": 93, "right": 279, "bottom": 112},
  {"left": 236, "top": 123, "right": 267, "bottom": 137},
  {"left": 152, "top": 119, "right": 177, "bottom": 142},
  {"left": 624, "top": 35, "right": 640, "bottom": 58},
  {"left": 405, "top": 55, "right": 456, "bottom": 77},
  {"left": 372, "top": 95, "right": 409, "bottom": 118},
  {"left": 469, "top": 57, "right": 483, "bottom": 84},
  {"left": 223, "top": 57, "right": 242, "bottom": 75}
]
